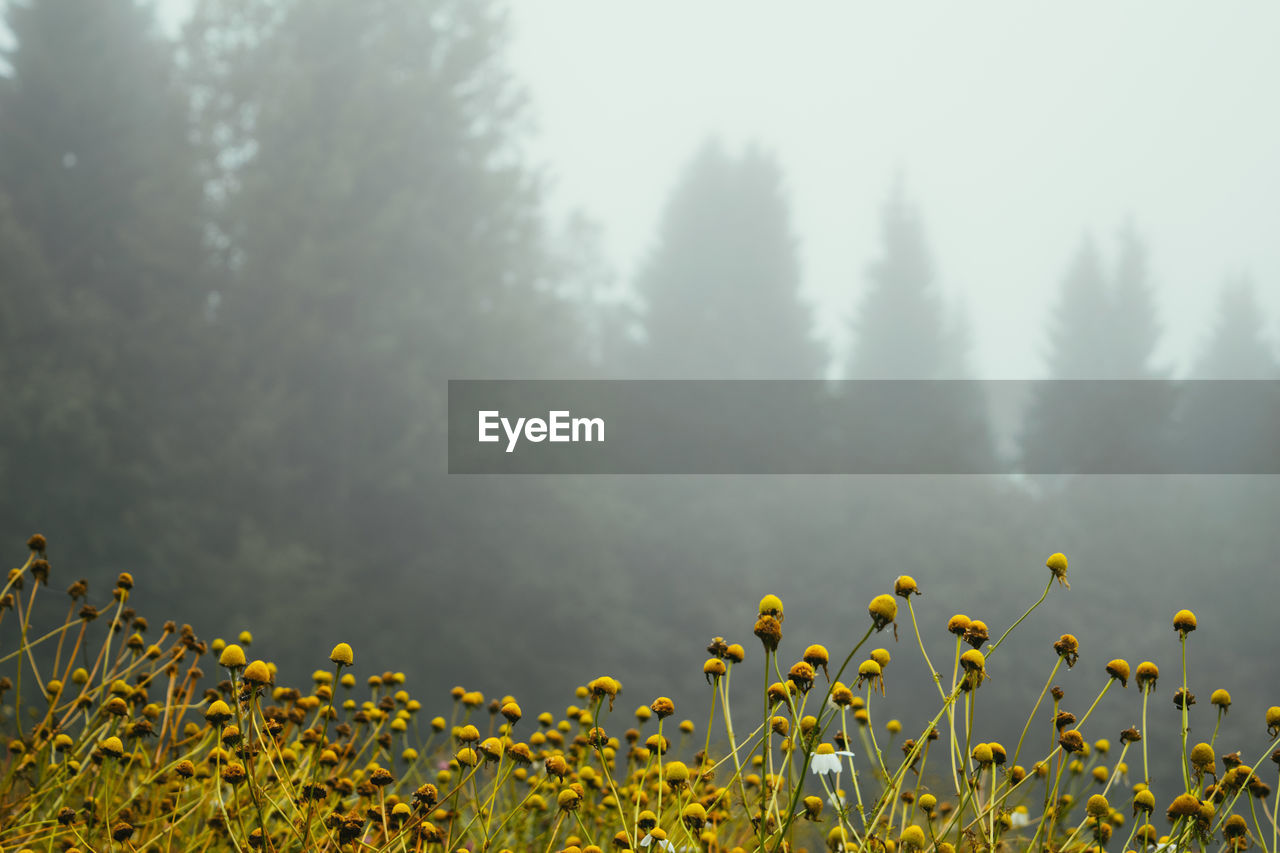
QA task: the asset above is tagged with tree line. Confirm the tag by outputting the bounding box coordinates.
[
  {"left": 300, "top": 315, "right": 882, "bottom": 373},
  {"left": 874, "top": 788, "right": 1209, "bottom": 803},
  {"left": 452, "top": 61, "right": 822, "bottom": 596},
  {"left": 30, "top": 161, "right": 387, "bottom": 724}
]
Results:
[{"left": 1, "top": 0, "right": 1277, "bottom": 720}]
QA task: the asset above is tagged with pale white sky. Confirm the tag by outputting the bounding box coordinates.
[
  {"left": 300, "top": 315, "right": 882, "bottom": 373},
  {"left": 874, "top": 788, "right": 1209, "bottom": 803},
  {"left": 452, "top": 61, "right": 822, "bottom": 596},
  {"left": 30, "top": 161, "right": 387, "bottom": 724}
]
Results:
[
  {"left": 143, "top": 1, "right": 1280, "bottom": 378},
  {"left": 506, "top": 2, "right": 1280, "bottom": 378}
]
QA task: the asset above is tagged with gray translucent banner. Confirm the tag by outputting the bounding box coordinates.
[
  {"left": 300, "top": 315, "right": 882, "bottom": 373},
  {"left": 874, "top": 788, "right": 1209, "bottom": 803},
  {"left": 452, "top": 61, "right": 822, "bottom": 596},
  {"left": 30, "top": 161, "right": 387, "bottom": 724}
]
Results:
[{"left": 448, "top": 380, "right": 1280, "bottom": 474}]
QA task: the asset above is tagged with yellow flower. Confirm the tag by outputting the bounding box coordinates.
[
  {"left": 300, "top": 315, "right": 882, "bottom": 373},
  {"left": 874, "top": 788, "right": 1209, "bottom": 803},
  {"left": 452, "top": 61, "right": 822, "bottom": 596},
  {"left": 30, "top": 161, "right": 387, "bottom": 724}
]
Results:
[
  {"left": 1173, "top": 609, "right": 1197, "bottom": 636},
  {"left": 1105, "top": 659, "right": 1130, "bottom": 687},
  {"left": 894, "top": 575, "right": 920, "bottom": 597},
  {"left": 218, "top": 643, "right": 247, "bottom": 670},
  {"left": 329, "top": 642, "right": 354, "bottom": 667},
  {"left": 758, "top": 594, "right": 784, "bottom": 620},
  {"left": 1046, "top": 552, "right": 1069, "bottom": 588},
  {"left": 868, "top": 594, "right": 898, "bottom": 636}
]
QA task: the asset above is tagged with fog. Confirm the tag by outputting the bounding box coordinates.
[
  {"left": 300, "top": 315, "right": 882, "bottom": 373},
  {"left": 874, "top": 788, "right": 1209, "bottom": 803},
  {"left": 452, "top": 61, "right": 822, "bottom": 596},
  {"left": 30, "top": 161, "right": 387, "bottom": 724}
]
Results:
[
  {"left": 511, "top": 1, "right": 1280, "bottom": 377},
  {"left": 1, "top": 0, "right": 1277, "bottom": 811}
]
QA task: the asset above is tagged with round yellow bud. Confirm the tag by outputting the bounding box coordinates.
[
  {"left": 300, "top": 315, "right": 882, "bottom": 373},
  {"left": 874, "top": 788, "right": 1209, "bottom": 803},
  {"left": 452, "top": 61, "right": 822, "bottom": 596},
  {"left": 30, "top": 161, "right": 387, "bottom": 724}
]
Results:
[
  {"left": 218, "top": 644, "right": 247, "bottom": 669},
  {"left": 329, "top": 643, "right": 354, "bottom": 667}
]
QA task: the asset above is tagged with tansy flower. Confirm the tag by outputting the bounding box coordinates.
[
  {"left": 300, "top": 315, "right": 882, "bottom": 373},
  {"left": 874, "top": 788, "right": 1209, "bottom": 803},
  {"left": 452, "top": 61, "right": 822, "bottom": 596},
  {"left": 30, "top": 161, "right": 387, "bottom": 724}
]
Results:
[
  {"left": 1046, "top": 552, "right": 1069, "bottom": 588},
  {"left": 868, "top": 594, "right": 898, "bottom": 638}
]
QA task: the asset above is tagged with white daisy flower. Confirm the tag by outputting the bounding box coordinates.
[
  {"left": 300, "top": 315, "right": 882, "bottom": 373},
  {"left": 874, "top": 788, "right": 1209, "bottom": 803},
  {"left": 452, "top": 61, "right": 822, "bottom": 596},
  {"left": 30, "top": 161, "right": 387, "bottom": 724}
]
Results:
[
  {"left": 639, "top": 832, "right": 675, "bottom": 851},
  {"left": 810, "top": 743, "right": 854, "bottom": 776}
]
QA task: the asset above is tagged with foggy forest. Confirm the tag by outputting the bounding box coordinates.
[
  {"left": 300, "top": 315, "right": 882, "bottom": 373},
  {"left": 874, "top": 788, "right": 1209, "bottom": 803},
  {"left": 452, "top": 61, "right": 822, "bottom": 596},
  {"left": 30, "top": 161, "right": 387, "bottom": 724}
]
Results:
[{"left": 1, "top": 2, "right": 1278, "bottom": 852}]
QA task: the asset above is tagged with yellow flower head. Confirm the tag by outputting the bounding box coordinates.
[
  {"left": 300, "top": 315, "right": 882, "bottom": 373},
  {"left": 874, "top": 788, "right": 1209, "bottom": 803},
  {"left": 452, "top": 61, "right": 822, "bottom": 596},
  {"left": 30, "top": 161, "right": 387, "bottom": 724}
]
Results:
[
  {"left": 1105, "top": 659, "right": 1130, "bottom": 687},
  {"left": 1265, "top": 706, "right": 1280, "bottom": 737},
  {"left": 1189, "top": 742, "right": 1215, "bottom": 773},
  {"left": 900, "top": 825, "right": 927, "bottom": 850},
  {"left": 218, "top": 644, "right": 247, "bottom": 670},
  {"left": 1173, "top": 609, "right": 1197, "bottom": 636},
  {"left": 1086, "top": 794, "right": 1110, "bottom": 818},
  {"left": 329, "top": 643, "right": 354, "bottom": 667},
  {"left": 1135, "top": 661, "right": 1160, "bottom": 692},
  {"left": 1046, "top": 552, "right": 1069, "bottom": 588},
  {"left": 242, "top": 660, "right": 272, "bottom": 686},
  {"left": 868, "top": 594, "right": 898, "bottom": 637},
  {"left": 758, "top": 594, "right": 784, "bottom": 621}
]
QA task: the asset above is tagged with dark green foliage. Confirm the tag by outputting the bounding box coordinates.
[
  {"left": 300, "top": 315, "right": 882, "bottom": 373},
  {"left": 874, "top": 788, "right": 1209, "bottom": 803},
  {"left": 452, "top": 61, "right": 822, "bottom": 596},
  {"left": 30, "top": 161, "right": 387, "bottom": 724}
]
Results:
[{"left": 0, "top": 0, "right": 216, "bottom": 586}]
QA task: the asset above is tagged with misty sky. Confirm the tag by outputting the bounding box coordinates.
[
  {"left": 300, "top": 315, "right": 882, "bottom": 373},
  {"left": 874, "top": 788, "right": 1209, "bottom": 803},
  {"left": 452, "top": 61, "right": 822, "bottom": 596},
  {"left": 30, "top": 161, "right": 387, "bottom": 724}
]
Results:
[{"left": 507, "top": 2, "right": 1280, "bottom": 378}]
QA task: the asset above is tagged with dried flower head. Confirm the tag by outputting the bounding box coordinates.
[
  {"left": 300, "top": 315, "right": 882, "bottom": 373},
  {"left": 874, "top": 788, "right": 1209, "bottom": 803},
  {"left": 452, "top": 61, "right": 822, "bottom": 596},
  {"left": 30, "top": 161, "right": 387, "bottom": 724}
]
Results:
[
  {"left": 1059, "top": 729, "right": 1085, "bottom": 754},
  {"left": 788, "top": 661, "right": 815, "bottom": 693},
  {"left": 964, "top": 620, "right": 989, "bottom": 649},
  {"left": 1054, "top": 634, "right": 1080, "bottom": 667},
  {"left": 754, "top": 615, "right": 782, "bottom": 651}
]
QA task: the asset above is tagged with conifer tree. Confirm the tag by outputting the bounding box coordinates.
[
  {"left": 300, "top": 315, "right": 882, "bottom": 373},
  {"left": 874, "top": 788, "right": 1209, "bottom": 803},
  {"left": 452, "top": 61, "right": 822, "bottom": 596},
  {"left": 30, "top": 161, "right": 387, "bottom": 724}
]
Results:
[{"left": 633, "top": 140, "right": 824, "bottom": 379}]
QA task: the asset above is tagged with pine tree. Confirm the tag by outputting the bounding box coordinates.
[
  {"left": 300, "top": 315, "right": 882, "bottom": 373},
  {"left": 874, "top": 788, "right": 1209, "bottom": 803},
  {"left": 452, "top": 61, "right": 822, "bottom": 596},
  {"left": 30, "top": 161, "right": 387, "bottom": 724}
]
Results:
[
  {"left": 632, "top": 140, "right": 824, "bottom": 379},
  {"left": 841, "top": 184, "right": 995, "bottom": 472},
  {"left": 0, "top": 0, "right": 214, "bottom": 570},
  {"left": 1108, "top": 223, "right": 1165, "bottom": 379},
  {"left": 846, "top": 183, "right": 951, "bottom": 380},
  {"left": 184, "top": 0, "right": 583, "bottom": 575},
  {"left": 1190, "top": 280, "right": 1278, "bottom": 380},
  {"left": 1177, "top": 280, "right": 1280, "bottom": 473},
  {"left": 1019, "top": 229, "right": 1172, "bottom": 475}
]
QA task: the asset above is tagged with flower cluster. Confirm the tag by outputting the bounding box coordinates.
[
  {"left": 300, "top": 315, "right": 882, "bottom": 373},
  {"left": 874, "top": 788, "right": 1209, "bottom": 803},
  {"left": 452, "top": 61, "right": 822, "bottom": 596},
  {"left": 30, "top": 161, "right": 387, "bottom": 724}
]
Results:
[{"left": 1, "top": 536, "right": 1277, "bottom": 853}]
